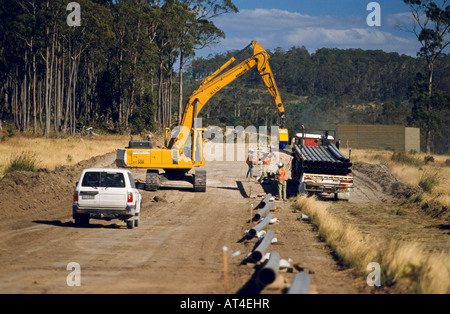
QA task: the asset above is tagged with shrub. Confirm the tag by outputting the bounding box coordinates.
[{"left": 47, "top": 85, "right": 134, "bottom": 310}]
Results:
[
  {"left": 424, "top": 155, "right": 435, "bottom": 164},
  {"left": 391, "top": 152, "right": 421, "bottom": 166},
  {"left": 1, "top": 125, "right": 15, "bottom": 142},
  {"left": 4, "top": 151, "right": 39, "bottom": 174},
  {"left": 418, "top": 172, "right": 440, "bottom": 193}
]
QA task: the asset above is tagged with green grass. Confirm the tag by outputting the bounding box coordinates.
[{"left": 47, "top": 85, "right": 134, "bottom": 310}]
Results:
[
  {"left": 3, "top": 151, "right": 39, "bottom": 174},
  {"left": 418, "top": 172, "right": 440, "bottom": 193}
]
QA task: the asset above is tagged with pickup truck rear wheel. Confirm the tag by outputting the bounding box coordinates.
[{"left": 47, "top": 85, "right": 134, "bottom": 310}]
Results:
[{"left": 127, "top": 220, "right": 135, "bottom": 229}]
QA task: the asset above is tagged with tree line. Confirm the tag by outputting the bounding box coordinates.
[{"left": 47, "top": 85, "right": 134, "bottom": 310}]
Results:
[
  {"left": 187, "top": 46, "right": 450, "bottom": 154},
  {"left": 1, "top": 0, "right": 448, "bottom": 153},
  {"left": 0, "top": 0, "right": 237, "bottom": 136}
]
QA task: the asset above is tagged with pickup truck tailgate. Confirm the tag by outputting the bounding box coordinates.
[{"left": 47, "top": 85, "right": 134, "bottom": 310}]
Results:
[{"left": 78, "top": 188, "right": 127, "bottom": 209}]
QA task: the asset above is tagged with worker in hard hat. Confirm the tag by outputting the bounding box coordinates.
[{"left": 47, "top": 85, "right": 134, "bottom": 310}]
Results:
[
  {"left": 277, "top": 163, "right": 288, "bottom": 201},
  {"left": 260, "top": 152, "right": 271, "bottom": 182},
  {"left": 246, "top": 149, "right": 255, "bottom": 178}
]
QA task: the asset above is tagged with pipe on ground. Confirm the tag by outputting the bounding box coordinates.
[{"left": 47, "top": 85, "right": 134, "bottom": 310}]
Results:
[
  {"left": 249, "top": 213, "right": 273, "bottom": 237},
  {"left": 258, "top": 251, "right": 280, "bottom": 285},
  {"left": 256, "top": 194, "right": 272, "bottom": 209},
  {"left": 251, "top": 230, "right": 274, "bottom": 263},
  {"left": 287, "top": 272, "right": 311, "bottom": 294},
  {"left": 254, "top": 202, "right": 274, "bottom": 221}
]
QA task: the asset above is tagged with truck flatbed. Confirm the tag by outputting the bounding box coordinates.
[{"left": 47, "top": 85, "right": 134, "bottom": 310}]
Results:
[{"left": 292, "top": 143, "right": 353, "bottom": 199}]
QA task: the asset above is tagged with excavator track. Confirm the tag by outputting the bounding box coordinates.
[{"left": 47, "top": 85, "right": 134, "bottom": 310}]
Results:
[
  {"left": 145, "top": 169, "right": 159, "bottom": 191},
  {"left": 193, "top": 170, "right": 207, "bottom": 192}
]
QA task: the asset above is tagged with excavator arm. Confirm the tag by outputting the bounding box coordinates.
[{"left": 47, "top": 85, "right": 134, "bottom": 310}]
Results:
[{"left": 170, "top": 40, "right": 287, "bottom": 151}]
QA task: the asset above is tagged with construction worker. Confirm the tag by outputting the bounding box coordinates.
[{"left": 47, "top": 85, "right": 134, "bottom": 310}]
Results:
[
  {"left": 261, "top": 152, "right": 271, "bottom": 181},
  {"left": 277, "top": 163, "right": 288, "bottom": 201},
  {"left": 246, "top": 149, "right": 255, "bottom": 178}
]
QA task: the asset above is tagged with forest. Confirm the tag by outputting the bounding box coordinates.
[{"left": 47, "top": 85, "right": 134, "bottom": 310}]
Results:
[
  {"left": 0, "top": 0, "right": 237, "bottom": 135},
  {"left": 0, "top": 0, "right": 449, "bottom": 154},
  {"left": 188, "top": 46, "right": 450, "bottom": 154}
]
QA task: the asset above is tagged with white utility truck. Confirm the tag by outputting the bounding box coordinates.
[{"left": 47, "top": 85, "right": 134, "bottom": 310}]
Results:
[{"left": 73, "top": 168, "right": 142, "bottom": 229}]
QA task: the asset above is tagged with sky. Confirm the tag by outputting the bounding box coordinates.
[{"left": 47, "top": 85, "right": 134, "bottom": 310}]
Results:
[{"left": 197, "top": 0, "right": 424, "bottom": 58}]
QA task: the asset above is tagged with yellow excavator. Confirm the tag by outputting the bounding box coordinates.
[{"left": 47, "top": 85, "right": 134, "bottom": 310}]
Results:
[{"left": 116, "top": 41, "right": 288, "bottom": 192}]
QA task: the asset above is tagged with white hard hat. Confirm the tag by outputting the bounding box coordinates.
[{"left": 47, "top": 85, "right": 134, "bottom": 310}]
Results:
[
  {"left": 249, "top": 149, "right": 255, "bottom": 153},
  {"left": 278, "top": 163, "right": 284, "bottom": 168}
]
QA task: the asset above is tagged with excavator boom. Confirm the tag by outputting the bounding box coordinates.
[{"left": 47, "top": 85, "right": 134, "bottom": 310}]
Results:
[{"left": 171, "top": 41, "right": 287, "bottom": 151}]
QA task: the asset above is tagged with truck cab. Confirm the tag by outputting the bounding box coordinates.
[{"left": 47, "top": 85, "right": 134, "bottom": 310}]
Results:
[{"left": 293, "top": 130, "right": 335, "bottom": 147}]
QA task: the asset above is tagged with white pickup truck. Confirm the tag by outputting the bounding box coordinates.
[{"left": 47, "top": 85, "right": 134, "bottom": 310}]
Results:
[{"left": 73, "top": 168, "right": 142, "bottom": 229}]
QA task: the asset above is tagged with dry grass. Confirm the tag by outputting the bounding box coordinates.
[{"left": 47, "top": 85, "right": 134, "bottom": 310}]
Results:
[
  {"left": 296, "top": 196, "right": 380, "bottom": 271},
  {"left": 383, "top": 241, "right": 450, "bottom": 294},
  {"left": 349, "top": 149, "right": 450, "bottom": 195},
  {"left": 296, "top": 195, "right": 450, "bottom": 294},
  {"left": 0, "top": 134, "right": 129, "bottom": 175},
  {"left": 348, "top": 148, "right": 449, "bottom": 219}
]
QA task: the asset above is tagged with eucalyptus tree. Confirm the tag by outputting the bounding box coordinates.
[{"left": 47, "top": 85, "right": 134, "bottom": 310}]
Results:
[
  {"left": 176, "top": 0, "right": 237, "bottom": 123},
  {"left": 404, "top": 0, "right": 450, "bottom": 153}
]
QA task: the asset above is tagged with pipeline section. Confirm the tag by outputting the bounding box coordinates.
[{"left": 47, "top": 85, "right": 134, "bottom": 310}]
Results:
[
  {"left": 256, "top": 193, "right": 272, "bottom": 209},
  {"left": 254, "top": 202, "right": 274, "bottom": 221},
  {"left": 294, "top": 144, "right": 352, "bottom": 175},
  {"left": 258, "top": 252, "right": 280, "bottom": 285},
  {"left": 249, "top": 213, "right": 273, "bottom": 238},
  {"left": 287, "top": 272, "right": 311, "bottom": 294},
  {"left": 243, "top": 197, "right": 311, "bottom": 294},
  {"left": 251, "top": 230, "right": 274, "bottom": 263}
]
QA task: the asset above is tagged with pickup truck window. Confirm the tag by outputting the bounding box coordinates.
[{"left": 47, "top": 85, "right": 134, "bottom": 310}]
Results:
[
  {"left": 127, "top": 172, "right": 136, "bottom": 189},
  {"left": 82, "top": 171, "right": 126, "bottom": 188}
]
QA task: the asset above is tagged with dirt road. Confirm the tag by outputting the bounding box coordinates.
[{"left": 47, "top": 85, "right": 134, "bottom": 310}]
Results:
[{"left": 0, "top": 150, "right": 372, "bottom": 294}]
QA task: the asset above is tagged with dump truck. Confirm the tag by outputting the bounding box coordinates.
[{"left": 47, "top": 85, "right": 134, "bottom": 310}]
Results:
[{"left": 291, "top": 130, "right": 353, "bottom": 200}]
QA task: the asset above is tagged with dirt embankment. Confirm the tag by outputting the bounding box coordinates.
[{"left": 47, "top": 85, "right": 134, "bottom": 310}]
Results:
[
  {"left": 0, "top": 153, "right": 116, "bottom": 222},
  {"left": 352, "top": 162, "right": 423, "bottom": 199}
]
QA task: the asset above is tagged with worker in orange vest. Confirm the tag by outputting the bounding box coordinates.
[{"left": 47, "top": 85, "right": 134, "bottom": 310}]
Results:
[
  {"left": 277, "top": 163, "right": 288, "bottom": 201},
  {"left": 246, "top": 149, "right": 255, "bottom": 178},
  {"left": 261, "top": 152, "right": 271, "bottom": 181}
]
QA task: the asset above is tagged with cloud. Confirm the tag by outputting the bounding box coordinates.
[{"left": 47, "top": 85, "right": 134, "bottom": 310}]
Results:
[
  {"left": 286, "top": 27, "right": 415, "bottom": 51},
  {"left": 385, "top": 12, "right": 415, "bottom": 28},
  {"left": 200, "top": 8, "right": 420, "bottom": 57},
  {"left": 216, "top": 8, "right": 363, "bottom": 34}
]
